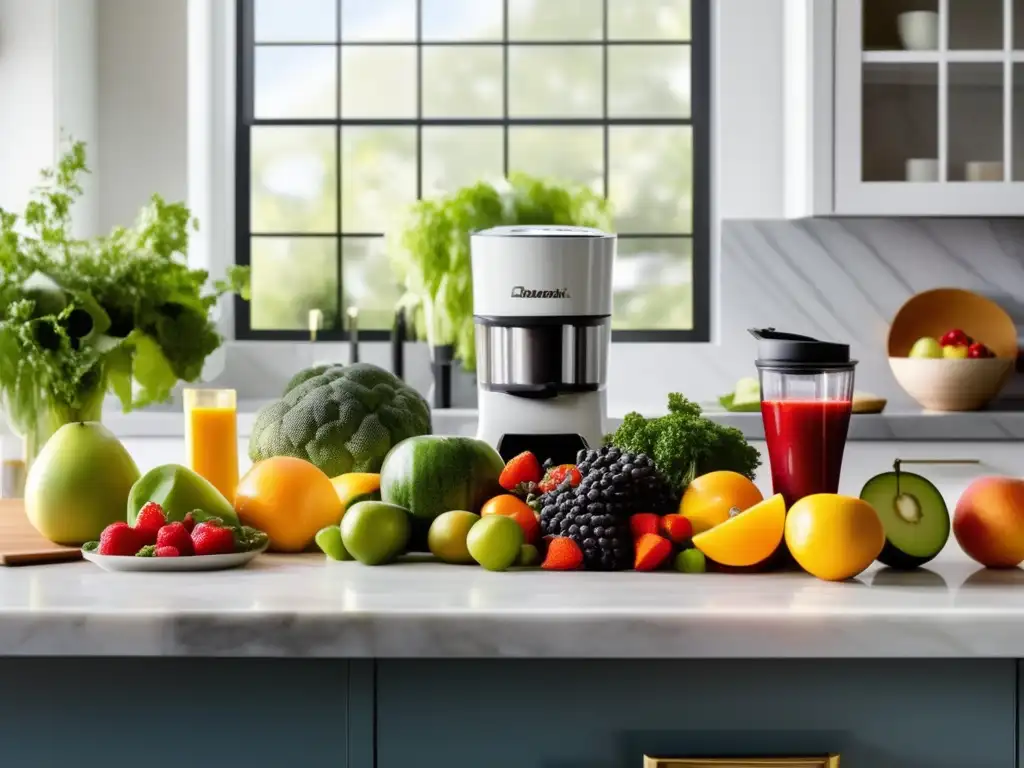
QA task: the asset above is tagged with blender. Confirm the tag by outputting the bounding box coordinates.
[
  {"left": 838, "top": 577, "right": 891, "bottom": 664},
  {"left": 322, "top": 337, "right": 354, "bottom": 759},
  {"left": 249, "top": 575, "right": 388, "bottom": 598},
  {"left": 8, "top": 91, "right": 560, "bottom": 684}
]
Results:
[{"left": 750, "top": 328, "right": 856, "bottom": 507}]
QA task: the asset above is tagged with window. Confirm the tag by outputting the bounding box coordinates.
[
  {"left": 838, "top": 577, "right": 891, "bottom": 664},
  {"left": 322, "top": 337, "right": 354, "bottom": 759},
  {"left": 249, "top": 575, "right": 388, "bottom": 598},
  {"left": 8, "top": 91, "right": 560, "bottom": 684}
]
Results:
[{"left": 235, "top": 0, "right": 709, "bottom": 341}]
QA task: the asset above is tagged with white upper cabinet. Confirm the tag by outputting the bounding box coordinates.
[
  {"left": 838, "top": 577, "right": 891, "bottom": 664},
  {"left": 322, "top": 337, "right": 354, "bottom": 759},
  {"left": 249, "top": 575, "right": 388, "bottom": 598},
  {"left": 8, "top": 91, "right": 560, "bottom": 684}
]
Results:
[{"left": 785, "top": 0, "right": 1024, "bottom": 216}]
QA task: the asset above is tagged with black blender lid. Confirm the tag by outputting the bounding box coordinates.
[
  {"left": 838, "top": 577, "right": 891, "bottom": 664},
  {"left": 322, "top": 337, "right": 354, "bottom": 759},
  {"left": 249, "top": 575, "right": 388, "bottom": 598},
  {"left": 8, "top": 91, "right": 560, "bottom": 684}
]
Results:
[{"left": 749, "top": 328, "right": 856, "bottom": 369}]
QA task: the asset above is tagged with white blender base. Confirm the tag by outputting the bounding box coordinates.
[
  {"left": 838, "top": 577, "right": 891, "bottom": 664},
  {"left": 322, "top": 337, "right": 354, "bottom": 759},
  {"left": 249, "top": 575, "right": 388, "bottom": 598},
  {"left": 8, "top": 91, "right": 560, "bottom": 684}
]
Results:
[{"left": 476, "top": 388, "right": 607, "bottom": 453}]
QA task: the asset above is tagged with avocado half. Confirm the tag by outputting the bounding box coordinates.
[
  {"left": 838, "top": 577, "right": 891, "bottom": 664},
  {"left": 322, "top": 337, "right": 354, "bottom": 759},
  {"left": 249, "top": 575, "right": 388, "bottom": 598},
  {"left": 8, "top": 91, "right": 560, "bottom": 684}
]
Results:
[{"left": 859, "top": 471, "right": 949, "bottom": 569}]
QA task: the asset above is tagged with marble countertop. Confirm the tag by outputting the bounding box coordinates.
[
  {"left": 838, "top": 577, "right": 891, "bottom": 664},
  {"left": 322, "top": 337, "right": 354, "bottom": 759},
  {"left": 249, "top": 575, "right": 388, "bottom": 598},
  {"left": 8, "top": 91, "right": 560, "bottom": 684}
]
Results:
[
  {"left": 75, "top": 403, "right": 1024, "bottom": 441},
  {"left": 4, "top": 553, "right": 1024, "bottom": 658}
]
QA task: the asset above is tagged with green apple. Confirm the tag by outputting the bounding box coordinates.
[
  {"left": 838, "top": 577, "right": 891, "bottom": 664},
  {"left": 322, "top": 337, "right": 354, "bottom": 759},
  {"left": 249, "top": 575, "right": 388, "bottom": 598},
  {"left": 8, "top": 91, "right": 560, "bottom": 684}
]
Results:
[
  {"left": 467, "top": 516, "right": 523, "bottom": 571},
  {"left": 908, "top": 337, "right": 943, "bottom": 359},
  {"left": 340, "top": 501, "right": 411, "bottom": 565},
  {"left": 428, "top": 510, "right": 480, "bottom": 564},
  {"left": 942, "top": 344, "right": 969, "bottom": 359},
  {"left": 315, "top": 525, "right": 353, "bottom": 561}
]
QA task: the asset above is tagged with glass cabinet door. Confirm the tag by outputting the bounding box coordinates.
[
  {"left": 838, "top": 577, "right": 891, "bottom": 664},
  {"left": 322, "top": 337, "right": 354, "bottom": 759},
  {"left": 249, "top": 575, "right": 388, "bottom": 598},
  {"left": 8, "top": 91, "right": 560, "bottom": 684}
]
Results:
[{"left": 834, "top": 0, "right": 1024, "bottom": 213}]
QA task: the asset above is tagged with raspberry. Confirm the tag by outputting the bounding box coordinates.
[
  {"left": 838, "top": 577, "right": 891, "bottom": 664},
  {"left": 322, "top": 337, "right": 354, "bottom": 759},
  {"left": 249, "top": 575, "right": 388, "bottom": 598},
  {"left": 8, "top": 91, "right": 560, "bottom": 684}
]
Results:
[
  {"left": 156, "top": 522, "right": 193, "bottom": 555},
  {"left": 134, "top": 502, "right": 167, "bottom": 545},
  {"left": 155, "top": 546, "right": 180, "bottom": 557},
  {"left": 191, "top": 522, "right": 236, "bottom": 556},
  {"left": 98, "top": 522, "right": 143, "bottom": 556}
]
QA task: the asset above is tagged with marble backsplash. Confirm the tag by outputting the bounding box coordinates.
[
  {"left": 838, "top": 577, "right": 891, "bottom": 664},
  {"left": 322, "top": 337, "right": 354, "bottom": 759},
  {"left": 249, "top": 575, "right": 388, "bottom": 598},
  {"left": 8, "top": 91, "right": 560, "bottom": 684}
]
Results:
[{"left": 715, "top": 218, "right": 1024, "bottom": 409}]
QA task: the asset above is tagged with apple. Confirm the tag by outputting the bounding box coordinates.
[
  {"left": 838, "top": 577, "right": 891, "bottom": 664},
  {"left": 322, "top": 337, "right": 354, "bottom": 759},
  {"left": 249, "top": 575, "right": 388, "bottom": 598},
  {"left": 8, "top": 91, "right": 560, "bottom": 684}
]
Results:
[
  {"left": 954, "top": 477, "right": 1024, "bottom": 568},
  {"left": 942, "top": 344, "right": 969, "bottom": 359},
  {"left": 908, "top": 337, "right": 943, "bottom": 359}
]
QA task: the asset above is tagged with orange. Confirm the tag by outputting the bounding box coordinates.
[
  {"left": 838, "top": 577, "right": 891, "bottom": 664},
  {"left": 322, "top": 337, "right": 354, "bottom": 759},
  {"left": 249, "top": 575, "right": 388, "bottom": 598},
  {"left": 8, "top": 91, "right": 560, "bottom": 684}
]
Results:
[
  {"left": 680, "top": 471, "right": 764, "bottom": 534},
  {"left": 691, "top": 493, "right": 785, "bottom": 567},
  {"left": 235, "top": 457, "right": 342, "bottom": 552},
  {"left": 785, "top": 494, "right": 884, "bottom": 581},
  {"left": 481, "top": 494, "right": 540, "bottom": 545}
]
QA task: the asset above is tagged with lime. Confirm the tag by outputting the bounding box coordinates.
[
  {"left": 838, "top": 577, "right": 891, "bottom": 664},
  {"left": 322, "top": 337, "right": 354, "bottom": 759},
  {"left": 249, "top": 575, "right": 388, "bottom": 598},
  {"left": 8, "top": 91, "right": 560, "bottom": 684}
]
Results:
[
  {"left": 517, "top": 543, "right": 540, "bottom": 567},
  {"left": 674, "top": 548, "right": 707, "bottom": 573},
  {"left": 340, "top": 501, "right": 411, "bottom": 565},
  {"left": 315, "top": 525, "right": 352, "bottom": 561},
  {"left": 467, "top": 516, "right": 523, "bottom": 572},
  {"left": 428, "top": 510, "right": 480, "bottom": 564}
]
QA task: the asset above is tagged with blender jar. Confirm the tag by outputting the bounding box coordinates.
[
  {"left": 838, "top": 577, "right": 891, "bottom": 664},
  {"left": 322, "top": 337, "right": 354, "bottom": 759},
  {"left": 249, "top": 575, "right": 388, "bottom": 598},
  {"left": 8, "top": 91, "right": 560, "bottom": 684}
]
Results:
[{"left": 750, "top": 328, "right": 856, "bottom": 507}]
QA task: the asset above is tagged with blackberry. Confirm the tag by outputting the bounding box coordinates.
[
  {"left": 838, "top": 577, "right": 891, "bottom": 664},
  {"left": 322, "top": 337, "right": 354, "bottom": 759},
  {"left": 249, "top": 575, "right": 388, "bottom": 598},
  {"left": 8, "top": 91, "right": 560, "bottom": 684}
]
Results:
[{"left": 536, "top": 446, "right": 679, "bottom": 570}]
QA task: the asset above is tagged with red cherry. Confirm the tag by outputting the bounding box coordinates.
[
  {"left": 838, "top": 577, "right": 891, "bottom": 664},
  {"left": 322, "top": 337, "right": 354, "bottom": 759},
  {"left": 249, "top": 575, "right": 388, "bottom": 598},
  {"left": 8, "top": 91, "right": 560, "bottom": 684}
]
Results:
[
  {"left": 940, "top": 329, "right": 970, "bottom": 347},
  {"left": 967, "top": 342, "right": 992, "bottom": 359}
]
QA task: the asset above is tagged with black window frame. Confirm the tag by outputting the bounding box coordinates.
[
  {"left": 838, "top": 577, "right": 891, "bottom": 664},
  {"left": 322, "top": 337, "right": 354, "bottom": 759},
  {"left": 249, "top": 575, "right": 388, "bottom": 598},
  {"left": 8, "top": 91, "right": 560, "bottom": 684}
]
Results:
[{"left": 234, "top": 0, "right": 711, "bottom": 343}]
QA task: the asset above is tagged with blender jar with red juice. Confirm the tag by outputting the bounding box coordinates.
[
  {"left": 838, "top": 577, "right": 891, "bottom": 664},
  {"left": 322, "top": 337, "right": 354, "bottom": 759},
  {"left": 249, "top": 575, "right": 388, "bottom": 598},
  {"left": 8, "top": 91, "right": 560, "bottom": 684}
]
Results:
[{"left": 750, "top": 328, "right": 856, "bottom": 508}]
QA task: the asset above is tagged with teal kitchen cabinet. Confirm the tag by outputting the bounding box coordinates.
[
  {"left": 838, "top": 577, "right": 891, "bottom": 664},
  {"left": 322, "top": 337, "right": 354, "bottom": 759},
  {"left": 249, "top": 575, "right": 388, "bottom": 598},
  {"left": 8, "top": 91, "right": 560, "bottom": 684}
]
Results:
[
  {"left": 0, "top": 658, "right": 373, "bottom": 768},
  {"left": 376, "top": 660, "right": 1016, "bottom": 768}
]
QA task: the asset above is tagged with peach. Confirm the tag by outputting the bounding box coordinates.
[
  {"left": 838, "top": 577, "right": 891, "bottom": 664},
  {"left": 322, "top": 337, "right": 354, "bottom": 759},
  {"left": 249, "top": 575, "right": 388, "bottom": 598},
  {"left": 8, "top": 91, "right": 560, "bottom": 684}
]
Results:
[{"left": 953, "top": 476, "right": 1024, "bottom": 568}]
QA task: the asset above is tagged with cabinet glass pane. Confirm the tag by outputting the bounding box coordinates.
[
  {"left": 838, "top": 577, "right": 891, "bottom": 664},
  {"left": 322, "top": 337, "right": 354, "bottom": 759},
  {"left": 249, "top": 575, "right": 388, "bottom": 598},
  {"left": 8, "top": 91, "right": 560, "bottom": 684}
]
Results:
[
  {"left": 1014, "top": 64, "right": 1024, "bottom": 179},
  {"left": 251, "top": 237, "right": 338, "bottom": 331},
  {"left": 863, "top": 0, "right": 938, "bottom": 52},
  {"left": 613, "top": 238, "right": 693, "bottom": 331},
  {"left": 948, "top": 63, "right": 1003, "bottom": 181},
  {"left": 862, "top": 63, "right": 937, "bottom": 182},
  {"left": 949, "top": 0, "right": 1003, "bottom": 50}
]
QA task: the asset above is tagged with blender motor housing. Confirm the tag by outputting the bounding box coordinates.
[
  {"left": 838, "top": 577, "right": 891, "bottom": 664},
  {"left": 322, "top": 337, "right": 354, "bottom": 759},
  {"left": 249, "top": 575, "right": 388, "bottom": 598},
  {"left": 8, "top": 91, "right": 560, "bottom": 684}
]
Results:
[{"left": 471, "top": 225, "right": 615, "bottom": 464}]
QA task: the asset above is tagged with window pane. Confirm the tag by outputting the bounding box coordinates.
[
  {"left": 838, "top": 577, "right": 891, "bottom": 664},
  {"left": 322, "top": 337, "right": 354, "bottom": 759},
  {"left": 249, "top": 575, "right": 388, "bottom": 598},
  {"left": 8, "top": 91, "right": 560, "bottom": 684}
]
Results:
[
  {"left": 609, "top": 0, "right": 691, "bottom": 40},
  {"left": 423, "top": 47, "right": 503, "bottom": 118},
  {"left": 508, "top": 0, "right": 603, "bottom": 41},
  {"left": 508, "top": 127, "right": 603, "bottom": 190},
  {"left": 422, "top": 127, "right": 504, "bottom": 195},
  {"left": 613, "top": 238, "right": 693, "bottom": 330},
  {"left": 341, "top": 47, "right": 416, "bottom": 118},
  {"left": 255, "top": 0, "right": 336, "bottom": 43},
  {"left": 342, "top": 128, "right": 417, "bottom": 233},
  {"left": 343, "top": 238, "right": 403, "bottom": 330},
  {"left": 255, "top": 47, "right": 336, "bottom": 119},
  {"left": 610, "top": 126, "right": 692, "bottom": 233},
  {"left": 251, "top": 127, "right": 337, "bottom": 233},
  {"left": 251, "top": 237, "right": 339, "bottom": 331},
  {"left": 423, "top": 0, "right": 503, "bottom": 41},
  {"left": 341, "top": 0, "right": 417, "bottom": 41},
  {"left": 608, "top": 45, "right": 690, "bottom": 118},
  {"left": 508, "top": 46, "right": 603, "bottom": 117}
]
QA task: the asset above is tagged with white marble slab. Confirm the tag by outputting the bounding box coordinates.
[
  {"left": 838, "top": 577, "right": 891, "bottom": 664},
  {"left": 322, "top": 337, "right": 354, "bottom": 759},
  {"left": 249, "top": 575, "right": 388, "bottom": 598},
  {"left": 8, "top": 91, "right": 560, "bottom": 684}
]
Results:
[{"left": 2, "top": 553, "right": 1024, "bottom": 658}]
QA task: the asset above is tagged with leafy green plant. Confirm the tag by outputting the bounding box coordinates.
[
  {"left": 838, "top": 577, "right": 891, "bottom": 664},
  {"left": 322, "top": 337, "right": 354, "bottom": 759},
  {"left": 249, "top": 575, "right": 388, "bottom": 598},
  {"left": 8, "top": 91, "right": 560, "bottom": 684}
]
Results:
[
  {"left": 0, "top": 142, "right": 249, "bottom": 456},
  {"left": 390, "top": 174, "right": 612, "bottom": 371}
]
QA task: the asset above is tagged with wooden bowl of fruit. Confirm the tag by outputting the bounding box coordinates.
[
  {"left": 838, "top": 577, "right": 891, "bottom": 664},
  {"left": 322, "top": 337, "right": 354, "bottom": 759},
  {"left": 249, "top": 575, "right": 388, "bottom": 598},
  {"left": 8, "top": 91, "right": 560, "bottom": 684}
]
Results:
[{"left": 888, "top": 288, "right": 1018, "bottom": 411}]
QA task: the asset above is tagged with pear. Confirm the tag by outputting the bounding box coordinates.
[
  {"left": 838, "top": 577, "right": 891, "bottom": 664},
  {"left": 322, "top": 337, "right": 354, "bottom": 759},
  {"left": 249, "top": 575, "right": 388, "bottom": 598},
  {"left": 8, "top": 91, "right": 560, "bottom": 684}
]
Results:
[{"left": 25, "top": 422, "right": 140, "bottom": 545}]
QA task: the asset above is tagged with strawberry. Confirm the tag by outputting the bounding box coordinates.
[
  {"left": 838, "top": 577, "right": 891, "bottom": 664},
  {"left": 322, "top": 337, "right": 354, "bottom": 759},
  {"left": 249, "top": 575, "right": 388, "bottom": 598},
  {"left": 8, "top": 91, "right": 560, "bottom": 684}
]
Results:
[
  {"left": 541, "top": 537, "right": 584, "bottom": 570},
  {"left": 634, "top": 533, "right": 672, "bottom": 571},
  {"left": 182, "top": 511, "right": 196, "bottom": 533},
  {"left": 98, "top": 522, "right": 143, "bottom": 556},
  {"left": 192, "top": 522, "right": 236, "bottom": 556},
  {"left": 155, "top": 546, "right": 180, "bottom": 557},
  {"left": 629, "top": 513, "right": 661, "bottom": 540},
  {"left": 659, "top": 514, "right": 693, "bottom": 545},
  {"left": 538, "top": 464, "right": 582, "bottom": 494},
  {"left": 499, "top": 451, "right": 543, "bottom": 492},
  {"left": 134, "top": 501, "right": 166, "bottom": 545},
  {"left": 156, "top": 522, "right": 194, "bottom": 556}
]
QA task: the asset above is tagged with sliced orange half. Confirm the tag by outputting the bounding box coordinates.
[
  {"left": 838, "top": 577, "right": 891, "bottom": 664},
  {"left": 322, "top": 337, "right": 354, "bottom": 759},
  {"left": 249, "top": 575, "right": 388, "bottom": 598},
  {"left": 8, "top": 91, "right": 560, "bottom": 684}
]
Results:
[{"left": 691, "top": 493, "right": 786, "bottom": 567}]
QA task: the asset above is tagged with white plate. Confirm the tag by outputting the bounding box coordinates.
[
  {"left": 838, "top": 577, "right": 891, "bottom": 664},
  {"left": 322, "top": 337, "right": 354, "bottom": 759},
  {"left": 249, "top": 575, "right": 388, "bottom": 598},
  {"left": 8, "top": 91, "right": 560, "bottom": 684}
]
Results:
[{"left": 82, "top": 543, "right": 267, "bottom": 572}]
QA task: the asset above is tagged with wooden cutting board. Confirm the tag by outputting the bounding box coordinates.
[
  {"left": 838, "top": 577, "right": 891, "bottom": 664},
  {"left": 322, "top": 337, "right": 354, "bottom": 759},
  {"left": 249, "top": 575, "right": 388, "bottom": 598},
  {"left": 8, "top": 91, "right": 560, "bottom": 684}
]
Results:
[{"left": 0, "top": 499, "right": 82, "bottom": 565}]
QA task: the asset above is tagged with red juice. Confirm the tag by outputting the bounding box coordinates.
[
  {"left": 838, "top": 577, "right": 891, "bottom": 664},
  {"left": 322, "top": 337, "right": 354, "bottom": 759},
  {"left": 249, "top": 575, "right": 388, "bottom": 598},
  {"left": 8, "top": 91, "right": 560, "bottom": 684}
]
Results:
[{"left": 760, "top": 399, "right": 852, "bottom": 507}]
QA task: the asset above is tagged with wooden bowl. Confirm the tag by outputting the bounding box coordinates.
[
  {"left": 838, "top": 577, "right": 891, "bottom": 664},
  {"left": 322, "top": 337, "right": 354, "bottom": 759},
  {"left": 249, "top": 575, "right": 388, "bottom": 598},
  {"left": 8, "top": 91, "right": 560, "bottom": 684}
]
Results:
[
  {"left": 888, "top": 357, "right": 1014, "bottom": 411},
  {"left": 887, "top": 287, "right": 1017, "bottom": 358},
  {"left": 888, "top": 288, "right": 1018, "bottom": 411}
]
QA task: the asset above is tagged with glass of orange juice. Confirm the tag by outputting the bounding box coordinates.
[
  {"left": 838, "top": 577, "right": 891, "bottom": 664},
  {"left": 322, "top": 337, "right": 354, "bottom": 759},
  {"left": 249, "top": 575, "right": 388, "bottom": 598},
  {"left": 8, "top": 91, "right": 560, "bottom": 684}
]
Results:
[{"left": 183, "top": 388, "right": 239, "bottom": 502}]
